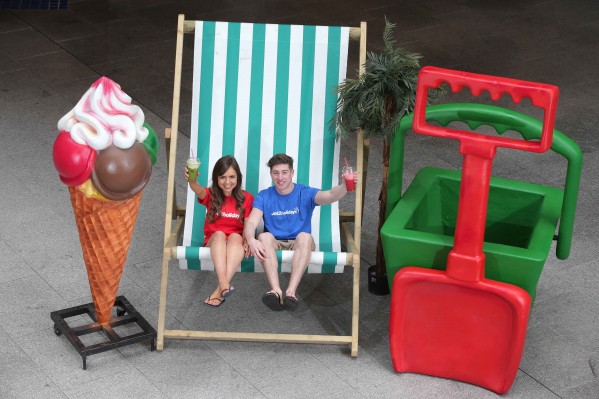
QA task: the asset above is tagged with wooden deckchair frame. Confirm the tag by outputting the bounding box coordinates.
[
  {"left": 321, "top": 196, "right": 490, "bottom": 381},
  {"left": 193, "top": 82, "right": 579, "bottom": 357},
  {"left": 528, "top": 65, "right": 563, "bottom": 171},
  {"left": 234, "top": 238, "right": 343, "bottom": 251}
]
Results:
[{"left": 157, "top": 14, "right": 368, "bottom": 357}]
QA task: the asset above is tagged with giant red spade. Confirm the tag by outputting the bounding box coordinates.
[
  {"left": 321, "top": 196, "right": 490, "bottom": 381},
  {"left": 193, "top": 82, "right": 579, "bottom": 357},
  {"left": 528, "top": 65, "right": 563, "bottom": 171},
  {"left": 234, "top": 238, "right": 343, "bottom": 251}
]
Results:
[{"left": 388, "top": 66, "right": 559, "bottom": 394}]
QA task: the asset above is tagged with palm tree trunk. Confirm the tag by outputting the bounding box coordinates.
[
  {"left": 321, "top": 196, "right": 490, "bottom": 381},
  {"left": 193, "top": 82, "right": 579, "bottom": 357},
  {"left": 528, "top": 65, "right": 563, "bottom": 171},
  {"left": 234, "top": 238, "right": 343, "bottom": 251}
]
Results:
[{"left": 375, "top": 138, "right": 390, "bottom": 276}]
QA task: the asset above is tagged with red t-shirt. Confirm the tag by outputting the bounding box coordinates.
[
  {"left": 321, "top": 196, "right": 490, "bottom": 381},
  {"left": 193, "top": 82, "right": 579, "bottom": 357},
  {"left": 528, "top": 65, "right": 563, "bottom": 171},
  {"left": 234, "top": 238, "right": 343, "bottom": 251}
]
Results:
[{"left": 198, "top": 189, "right": 254, "bottom": 245}]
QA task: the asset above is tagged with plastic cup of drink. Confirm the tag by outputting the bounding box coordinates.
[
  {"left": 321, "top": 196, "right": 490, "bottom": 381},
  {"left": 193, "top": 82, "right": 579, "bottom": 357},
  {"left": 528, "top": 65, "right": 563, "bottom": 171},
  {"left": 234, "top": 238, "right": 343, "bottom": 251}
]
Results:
[
  {"left": 187, "top": 157, "right": 200, "bottom": 183},
  {"left": 342, "top": 166, "right": 356, "bottom": 191}
]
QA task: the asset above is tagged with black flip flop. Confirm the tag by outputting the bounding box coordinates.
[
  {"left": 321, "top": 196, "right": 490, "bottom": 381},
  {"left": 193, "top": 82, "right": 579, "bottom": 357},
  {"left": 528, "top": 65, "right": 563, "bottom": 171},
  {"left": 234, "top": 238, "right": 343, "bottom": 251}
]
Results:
[
  {"left": 222, "top": 286, "right": 236, "bottom": 298},
  {"left": 203, "top": 296, "right": 225, "bottom": 308},
  {"left": 283, "top": 295, "right": 300, "bottom": 311},
  {"left": 261, "top": 291, "right": 284, "bottom": 311}
]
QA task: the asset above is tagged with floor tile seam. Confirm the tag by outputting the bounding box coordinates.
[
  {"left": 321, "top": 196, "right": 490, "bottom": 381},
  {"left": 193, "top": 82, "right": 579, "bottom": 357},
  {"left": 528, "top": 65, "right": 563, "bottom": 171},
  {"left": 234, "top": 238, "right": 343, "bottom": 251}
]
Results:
[
  {"left": 125, "top": 254, "right": 163, "bottom": 270},
  {"left": 126, "top": 359, "right": 170, "bottom": 399},
  {"left": 126, "top": 34, "right": 177, "bottom": 52},
  {"left": 552, "top": 257, "right": 599, "bottom": 277},
  {"left": 7, "top": 12, "right": 102, "bottom": 73},
  {"left": 517, "top": 367, "right": 564, "bottom": 398},
  {"left": 133, "top": 1, "right": 182, "bottom": 12},
  {"left": 13, "top": 48, "right": 72, "bottom": 63},
  {"left": 567, "top": 287, "right": 599, "bottom": 312},
  {"left": 118, "top": 271, "right": 147, "bottom": 292},
  {"left": 307, "top": 347, "right": 369, "bottom": 398},
  {"left": 145, "top": 162, "right": 168, "bottom": 178},
  {"left": 57, "top": 358, "right": 134, "bottom": 398},
  {"left": 0, "top": 24, "right": 30, "bottom": 35},
  {"left": 11, "top": 47, "right": 66, "bottom": 62},
  {"left": 192, "top": 6, "right": 250, "bottom": 20},
  {"left": 534, "top": 279, "right": 599, "bottom": 311},
  {"left": 15, "top": 13, "right": 106, "bottom": 44},
  {"left": 76, "top": 19, "right": 138, "bottom": 34},
  {"left": 513, "top": 46, "right": 586, "bottom": 64},
  {"left": 53, "top": 31, "right": 107, "bottom": 45},
  {"left": 207, "top": 339, "right": 362, "bottom": 398},
  {"left": 526, "top": 323, "right": 599, "bottom": 394},
  {"left": 530, "top": 323, "right": 594, "bottom": 360},
  {"left": 128, "top": 94, "right": 172, "bottom": 132},
  {"left": 0, "top": 237, "right": 68, "bottom": 296},
  {"left": 198, "top": 344, "right": 269, "bottom": 399},
  {"left": 8, "top": 10, "right": 170, "bottom": 105},
  {"left": 146, "top": 220, "right": 169, "bottom": 235},
  {"left": 261, "top": 15, "right": 304, "bottom": 25},
  {"left": 6, "top": 327, "right": 69, "bottom": 396},
  {"left": 380, "top": 17, "right": 450, "bottom": 38},
  {"left": 0, "top": 270, "right": 41, "bottom": 294},
  {"left": 130, "top": 224, "right": 165, "bottom": 247},
  {"left": 558, "top": 92, "right": 598, "bottom": 105},
  {"left": 122, "top": 269, "right": 154, "bottom": 292},
  {"left": 359, "top": 255, "right": 373, "bottom": 269},
  {"left": 519, "top": 49, "right": 574, "bottom": 64},
  {"left": 387, "top": 21, "right": 457, "bottom": 37},
  {"left": 170, "top": 303, "right": 198, "bottom": 330},
  {"left": 87, "top": 54, "right": 143, "bottom": 70},
  {"left": 124, "top": 243, "right": 166, "bottom": 267},
  {"left": 531, "top": 283, "right": 577, "bottom": 314},
  {"left": 13, "top": 324, "right": 125, "bottom": 387},
  {"left": 33, "top": 263, "right": 97, "bottom": 305}
]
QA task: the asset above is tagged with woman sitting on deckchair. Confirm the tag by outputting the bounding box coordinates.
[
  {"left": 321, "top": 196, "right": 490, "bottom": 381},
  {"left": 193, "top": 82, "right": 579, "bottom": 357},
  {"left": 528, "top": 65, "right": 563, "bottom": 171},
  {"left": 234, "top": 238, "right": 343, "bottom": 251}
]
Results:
[{"left": 185, "top": 156, "right": 253, "bottom": 307}]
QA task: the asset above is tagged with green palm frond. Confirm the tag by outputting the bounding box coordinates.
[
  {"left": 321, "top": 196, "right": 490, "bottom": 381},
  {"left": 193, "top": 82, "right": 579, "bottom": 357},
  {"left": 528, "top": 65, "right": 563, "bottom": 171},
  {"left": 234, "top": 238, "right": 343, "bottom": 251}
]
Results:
[{"left": 331, "top": 17, "right": 441, "bottom": 140}]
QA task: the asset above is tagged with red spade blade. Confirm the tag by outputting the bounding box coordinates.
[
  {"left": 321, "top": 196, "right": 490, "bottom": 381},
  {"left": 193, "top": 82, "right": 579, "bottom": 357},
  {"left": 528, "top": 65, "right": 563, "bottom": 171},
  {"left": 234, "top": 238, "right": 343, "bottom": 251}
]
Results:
[{"left": 389, "top": 267, "right": 531, "bottom": 394}]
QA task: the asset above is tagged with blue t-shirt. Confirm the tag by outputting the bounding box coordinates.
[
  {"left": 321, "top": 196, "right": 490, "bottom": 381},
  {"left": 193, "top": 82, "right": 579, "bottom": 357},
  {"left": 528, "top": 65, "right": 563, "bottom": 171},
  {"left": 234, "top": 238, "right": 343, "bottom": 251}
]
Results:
[{"left": 253, "top": 184, "right": 320, "bottom": 240}]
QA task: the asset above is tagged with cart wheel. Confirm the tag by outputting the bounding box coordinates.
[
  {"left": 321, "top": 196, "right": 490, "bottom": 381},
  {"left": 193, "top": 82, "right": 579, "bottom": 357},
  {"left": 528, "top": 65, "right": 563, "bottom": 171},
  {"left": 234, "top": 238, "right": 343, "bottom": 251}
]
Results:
[
  {"left": 54, "top": 325, "right": 61, "bottom": 336},
  {"left": 116, "top": 306, "right": 126, "bottom": 317}
]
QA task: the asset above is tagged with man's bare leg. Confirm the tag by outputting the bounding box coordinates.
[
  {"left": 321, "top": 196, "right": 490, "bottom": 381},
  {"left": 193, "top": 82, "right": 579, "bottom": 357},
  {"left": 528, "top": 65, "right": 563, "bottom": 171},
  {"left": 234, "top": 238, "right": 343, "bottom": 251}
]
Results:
[
  {"left": 286, "top": 232, "right": 314, "bottom": 300},
  {"left": 258, "top": 232, "right": 283, "bottom": 306}
]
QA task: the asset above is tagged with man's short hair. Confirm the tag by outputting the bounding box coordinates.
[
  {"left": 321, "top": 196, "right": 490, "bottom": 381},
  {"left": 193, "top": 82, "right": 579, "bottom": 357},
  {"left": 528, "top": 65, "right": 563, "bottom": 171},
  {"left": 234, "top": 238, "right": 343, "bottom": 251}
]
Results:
[{"left": 267, "top": 153, "right": 294, "bottom": 170}]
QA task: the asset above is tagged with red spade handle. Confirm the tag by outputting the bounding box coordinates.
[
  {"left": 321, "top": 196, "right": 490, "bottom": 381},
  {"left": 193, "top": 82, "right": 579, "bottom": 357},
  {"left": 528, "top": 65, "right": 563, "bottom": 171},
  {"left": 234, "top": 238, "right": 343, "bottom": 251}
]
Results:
[
  {"left": 412, "top": 66, "right": 559, "bottom": 281},
  {"left": 414, "top": 66, "right": 559, "bottom": 153}
]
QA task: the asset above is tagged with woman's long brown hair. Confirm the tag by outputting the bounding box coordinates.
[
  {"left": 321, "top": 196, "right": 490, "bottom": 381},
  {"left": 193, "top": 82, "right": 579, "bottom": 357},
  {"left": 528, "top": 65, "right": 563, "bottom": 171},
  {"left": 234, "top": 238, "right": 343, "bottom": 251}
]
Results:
[{"left": 206, "top": 156, "right": 246, "bottom": 224}]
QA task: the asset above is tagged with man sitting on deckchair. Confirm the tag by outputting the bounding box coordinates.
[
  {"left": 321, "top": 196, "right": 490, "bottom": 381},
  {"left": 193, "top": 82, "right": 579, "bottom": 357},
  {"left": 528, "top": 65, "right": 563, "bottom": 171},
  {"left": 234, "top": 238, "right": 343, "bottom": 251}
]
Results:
[{"left": 244, "top": 153, "right": 357, "bottom": 311}]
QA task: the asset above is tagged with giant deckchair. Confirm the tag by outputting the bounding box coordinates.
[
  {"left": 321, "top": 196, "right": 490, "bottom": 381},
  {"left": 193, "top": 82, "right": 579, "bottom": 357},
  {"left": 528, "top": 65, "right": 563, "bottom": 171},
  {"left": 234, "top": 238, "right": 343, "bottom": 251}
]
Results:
[{"left": 158, "top": 15, "right": 367, "bottom": 356}]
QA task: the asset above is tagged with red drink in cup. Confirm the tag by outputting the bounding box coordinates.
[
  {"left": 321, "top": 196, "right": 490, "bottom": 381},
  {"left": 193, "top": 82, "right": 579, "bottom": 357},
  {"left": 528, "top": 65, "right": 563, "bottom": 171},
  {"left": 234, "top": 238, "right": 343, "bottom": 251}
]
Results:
[{"left": 342, "top": 166, "right": 356, "bottom": 191}]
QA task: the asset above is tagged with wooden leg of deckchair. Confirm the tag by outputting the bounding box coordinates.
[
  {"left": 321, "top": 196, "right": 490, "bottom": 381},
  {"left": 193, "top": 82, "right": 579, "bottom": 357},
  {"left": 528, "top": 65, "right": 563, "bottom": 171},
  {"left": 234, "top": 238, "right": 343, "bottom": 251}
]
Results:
[
  {"left": 164, "top": 128, "right": 178, "bottom": 221},
  {"left": 156, "top": 252, "right": 170, "bottom": 351},
  {"left": 360, "top": 137, "right": 370, "bottom": 223},
  {"left": 351, "top": 254, "right": 360, "bottom": 357}
]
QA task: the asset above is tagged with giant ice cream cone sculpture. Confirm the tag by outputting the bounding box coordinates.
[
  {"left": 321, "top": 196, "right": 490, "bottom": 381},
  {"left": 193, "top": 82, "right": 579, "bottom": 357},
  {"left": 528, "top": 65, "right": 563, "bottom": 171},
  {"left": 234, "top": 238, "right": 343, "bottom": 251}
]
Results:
[
  {"left": 52, "top": 77, "right": 158, "bottom": 325},
  {"left": 68, "top": 186, "right": 142, "bottom": 323}
]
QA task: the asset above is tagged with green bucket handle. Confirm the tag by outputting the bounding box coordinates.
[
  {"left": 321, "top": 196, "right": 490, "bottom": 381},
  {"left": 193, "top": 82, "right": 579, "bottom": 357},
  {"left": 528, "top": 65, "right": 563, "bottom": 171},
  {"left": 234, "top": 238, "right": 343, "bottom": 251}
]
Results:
[{"left": 387, "top": 103, "right": 582, "bottom": 260}]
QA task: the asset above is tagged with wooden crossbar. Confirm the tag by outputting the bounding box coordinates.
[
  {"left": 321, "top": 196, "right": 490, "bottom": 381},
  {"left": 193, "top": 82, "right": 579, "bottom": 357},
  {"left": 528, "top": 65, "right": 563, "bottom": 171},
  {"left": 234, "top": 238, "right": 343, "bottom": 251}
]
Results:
[{"left": 162, "top": 329, "right": 353, "bottom": 345}]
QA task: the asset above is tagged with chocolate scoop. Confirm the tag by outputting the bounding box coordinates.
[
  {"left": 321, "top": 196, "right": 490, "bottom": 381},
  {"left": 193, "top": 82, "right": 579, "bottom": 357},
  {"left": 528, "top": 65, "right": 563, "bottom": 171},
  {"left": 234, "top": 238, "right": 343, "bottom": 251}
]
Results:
[{"left": 91, "top": 141, "right": 152, "bottom": 201}]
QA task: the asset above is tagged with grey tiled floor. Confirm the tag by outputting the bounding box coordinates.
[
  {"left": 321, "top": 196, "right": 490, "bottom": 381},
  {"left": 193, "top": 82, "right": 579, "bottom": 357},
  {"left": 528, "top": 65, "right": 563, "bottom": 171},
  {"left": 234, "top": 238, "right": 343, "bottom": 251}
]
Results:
[{"left": 1, "top": 1, "right": 598, "bottom": 398}]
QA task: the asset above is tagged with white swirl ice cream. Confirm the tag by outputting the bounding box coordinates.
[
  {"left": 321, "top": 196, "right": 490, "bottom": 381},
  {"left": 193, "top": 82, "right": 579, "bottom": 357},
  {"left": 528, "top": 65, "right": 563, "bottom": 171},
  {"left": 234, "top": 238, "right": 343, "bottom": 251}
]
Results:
[{"left": 57, "top": 77, "right": 149, "bottom": 150}]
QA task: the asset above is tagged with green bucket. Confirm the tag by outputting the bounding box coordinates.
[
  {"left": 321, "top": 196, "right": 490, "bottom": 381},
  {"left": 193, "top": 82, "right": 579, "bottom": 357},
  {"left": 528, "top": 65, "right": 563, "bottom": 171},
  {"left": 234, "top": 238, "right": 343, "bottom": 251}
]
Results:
[
  {"left": 382, "top": 167, "right": 562, "bottom": 302},
  {"left": 381, "top": 104, "right": 582, "bottom": 303}
]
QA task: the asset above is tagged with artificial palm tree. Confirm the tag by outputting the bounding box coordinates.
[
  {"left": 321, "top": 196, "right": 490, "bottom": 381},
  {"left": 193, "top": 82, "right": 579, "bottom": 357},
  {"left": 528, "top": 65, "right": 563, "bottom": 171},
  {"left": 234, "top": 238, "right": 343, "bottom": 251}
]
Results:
[{"left": 332, "top": 18, "right": 440, "bottom": 294}]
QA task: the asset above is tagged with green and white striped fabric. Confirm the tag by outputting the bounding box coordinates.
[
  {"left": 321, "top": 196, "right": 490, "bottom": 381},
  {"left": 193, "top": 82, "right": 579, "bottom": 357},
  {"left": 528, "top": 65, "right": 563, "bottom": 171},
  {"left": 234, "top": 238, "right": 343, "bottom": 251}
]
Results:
[{"left": 178, "top": 20, "right": 350, "bottom": 273}]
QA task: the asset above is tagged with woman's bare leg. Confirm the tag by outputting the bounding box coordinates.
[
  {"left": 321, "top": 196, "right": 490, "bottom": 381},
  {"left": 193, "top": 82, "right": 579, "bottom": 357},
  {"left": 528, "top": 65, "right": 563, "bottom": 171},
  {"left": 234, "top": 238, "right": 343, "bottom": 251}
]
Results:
[
  {"left": 223, "top": 233, "right": 244, "bottom": 294},
  {"left": 205, "top": 231, "right": 228, "bottom": 305}
]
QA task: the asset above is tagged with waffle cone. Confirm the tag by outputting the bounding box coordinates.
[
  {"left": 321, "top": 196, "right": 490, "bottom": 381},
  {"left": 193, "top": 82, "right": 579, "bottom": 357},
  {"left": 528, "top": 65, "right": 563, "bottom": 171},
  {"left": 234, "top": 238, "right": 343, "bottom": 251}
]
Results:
[{"left": 68, "top": 186, "right": 142, "bottom": 325}]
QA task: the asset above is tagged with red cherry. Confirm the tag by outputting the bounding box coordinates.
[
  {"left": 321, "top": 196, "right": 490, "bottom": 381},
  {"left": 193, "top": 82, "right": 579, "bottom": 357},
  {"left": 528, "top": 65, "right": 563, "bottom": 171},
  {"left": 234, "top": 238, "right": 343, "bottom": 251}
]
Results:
[{"left": 52, "top": 131, "right": 97, "bottom": 186}]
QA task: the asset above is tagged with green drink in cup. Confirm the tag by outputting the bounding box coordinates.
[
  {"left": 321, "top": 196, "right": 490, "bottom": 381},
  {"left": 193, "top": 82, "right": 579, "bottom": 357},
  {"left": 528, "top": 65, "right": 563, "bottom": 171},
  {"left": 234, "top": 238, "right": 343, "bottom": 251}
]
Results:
[{"left": 187, "top": 157, "right": 200, "bottom": 183}]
